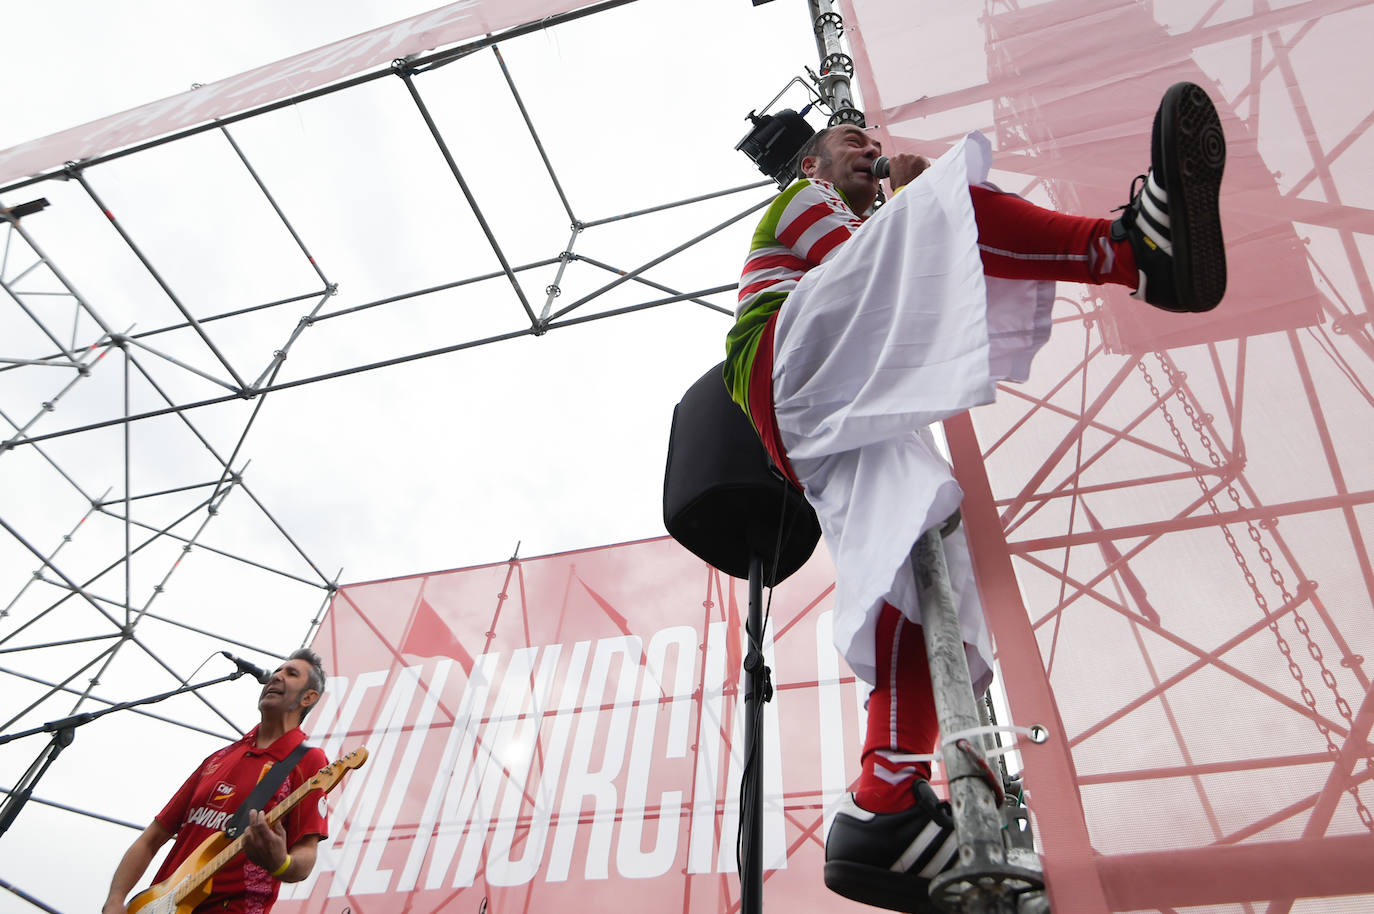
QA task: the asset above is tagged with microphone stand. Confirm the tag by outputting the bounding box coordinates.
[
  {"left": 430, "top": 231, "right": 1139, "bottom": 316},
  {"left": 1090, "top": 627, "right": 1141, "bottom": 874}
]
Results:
[
  {"left": 0, "top": 670, "right": 252, "bottom": 841},
  {"left": 739, "top": 554, "right": 773, "bottom": 914}
]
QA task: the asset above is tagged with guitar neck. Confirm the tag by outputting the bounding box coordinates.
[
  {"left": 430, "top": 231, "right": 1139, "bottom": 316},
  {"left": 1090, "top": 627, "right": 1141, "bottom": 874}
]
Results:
[{"left": 175, "top": 775, "right": 312, "bottom": 904}]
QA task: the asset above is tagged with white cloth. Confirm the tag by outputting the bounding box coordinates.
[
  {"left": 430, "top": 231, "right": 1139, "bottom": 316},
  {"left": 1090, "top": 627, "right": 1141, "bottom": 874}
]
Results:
[{"left": 771, "top": 132, "right": 1055, "bottom": 688}]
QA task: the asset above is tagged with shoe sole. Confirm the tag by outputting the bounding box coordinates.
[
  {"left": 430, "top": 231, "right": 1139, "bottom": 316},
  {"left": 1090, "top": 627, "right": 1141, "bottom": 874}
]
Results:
[
  {"left": 824, "top": 861, "right": 944, "bottom": 914},
  {"left": 1158, "top": 81, "right": 1227, "bottom": 312}
]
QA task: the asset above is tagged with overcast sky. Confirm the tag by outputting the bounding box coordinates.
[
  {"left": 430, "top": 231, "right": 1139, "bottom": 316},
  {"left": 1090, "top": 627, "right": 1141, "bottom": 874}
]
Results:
[{"left": 0, "top": 2, "right": 828, "bottom": 911}]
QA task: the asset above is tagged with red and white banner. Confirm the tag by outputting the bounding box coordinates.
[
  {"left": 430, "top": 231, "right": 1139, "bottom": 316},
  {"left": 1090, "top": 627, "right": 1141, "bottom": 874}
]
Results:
[
  {"left": 281, "top": 536, "right": 876, "bottom": 913},
  {"left": 0, "top": 0, "right": 591, "bottom": 187}
]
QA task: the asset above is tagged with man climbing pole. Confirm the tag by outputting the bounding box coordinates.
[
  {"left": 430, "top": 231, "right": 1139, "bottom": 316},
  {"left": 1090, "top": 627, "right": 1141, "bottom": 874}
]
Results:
[{"left": 724, "top": 81, "right": 1226, "bottom": 912}]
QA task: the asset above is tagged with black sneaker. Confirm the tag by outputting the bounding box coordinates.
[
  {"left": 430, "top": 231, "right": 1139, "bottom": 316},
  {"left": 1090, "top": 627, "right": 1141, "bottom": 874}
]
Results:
[
  {"left": 823, "top": 781, "right": 958, "bottom": 914},
  {"left": 1110, "top": 81, "right": 1227, "bottom": 312}
]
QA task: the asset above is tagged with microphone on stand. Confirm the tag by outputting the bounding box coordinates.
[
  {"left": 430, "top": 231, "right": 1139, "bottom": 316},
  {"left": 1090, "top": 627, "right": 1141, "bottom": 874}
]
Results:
[
  {"left": 870, "top": 156, "right": 891, "bottom": 179},
  {"left": 221, "top": 651, "right": 271, "bottom": 685}
]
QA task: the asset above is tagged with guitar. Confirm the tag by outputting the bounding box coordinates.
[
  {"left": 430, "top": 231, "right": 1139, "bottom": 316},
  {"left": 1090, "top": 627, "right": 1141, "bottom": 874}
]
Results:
[{"left": 127, "top": 747, "right": 368, "bottom": 914}]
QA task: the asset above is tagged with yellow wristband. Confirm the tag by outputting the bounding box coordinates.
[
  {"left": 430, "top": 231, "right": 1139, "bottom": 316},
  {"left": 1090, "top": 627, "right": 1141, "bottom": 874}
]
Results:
[{"left": 270, "top": 854, "right": 292, "bottom": 879}]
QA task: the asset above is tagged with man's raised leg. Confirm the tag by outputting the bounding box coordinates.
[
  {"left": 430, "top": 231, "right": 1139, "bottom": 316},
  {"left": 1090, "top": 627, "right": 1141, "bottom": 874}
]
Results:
[{"left": 970, "top": 81, "right": 1227, "bottom": 313}]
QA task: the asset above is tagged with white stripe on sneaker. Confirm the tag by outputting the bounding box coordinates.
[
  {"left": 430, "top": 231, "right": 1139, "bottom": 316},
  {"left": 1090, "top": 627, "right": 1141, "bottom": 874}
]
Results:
[
  {"left": 917, "top": 833, "right": 959, "bottom": 879},
  {"left": 889, "top": 820, "right": 945, "bottom": 873},
  {"left": 1140, "top": 171, "right": 1172, "bottom": 253},
  {"left": 1147, "top": 170, "right": 1169, "bottom": 206}
]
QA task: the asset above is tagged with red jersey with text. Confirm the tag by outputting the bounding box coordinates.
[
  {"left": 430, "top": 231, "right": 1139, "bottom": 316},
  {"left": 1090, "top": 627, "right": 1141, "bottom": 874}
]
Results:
[{"left": 152, "top": 726, "right": 329, "bottom": 914}]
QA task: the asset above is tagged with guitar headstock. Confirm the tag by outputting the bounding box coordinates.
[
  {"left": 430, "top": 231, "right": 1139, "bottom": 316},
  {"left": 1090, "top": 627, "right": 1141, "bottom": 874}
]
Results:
[{"left": 308, "top": 747, "right": 369, "bottom": 794}]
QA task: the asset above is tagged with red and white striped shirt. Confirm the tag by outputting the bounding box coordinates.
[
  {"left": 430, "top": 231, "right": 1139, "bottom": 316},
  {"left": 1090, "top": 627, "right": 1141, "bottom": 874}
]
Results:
[{"left": 725, "top": 178, "right": 865, "bottom": 417}]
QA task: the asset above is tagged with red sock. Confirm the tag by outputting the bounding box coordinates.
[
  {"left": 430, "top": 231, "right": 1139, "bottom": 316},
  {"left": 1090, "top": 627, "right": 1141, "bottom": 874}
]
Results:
[
  {"left": 968, "top": 185, "right": 1137, "bottom": 288},
  {"left": 855, "top": 602, "right": 941, "bottom": 814}
]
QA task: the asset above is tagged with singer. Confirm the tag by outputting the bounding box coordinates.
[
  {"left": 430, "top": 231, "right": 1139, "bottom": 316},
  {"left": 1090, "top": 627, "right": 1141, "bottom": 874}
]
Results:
[
  {"left": 101, "top": 649, "right": 330, "bottom": 914},
  {"left": 724, "top": 82, "right": 1226, "bottom": 913}
]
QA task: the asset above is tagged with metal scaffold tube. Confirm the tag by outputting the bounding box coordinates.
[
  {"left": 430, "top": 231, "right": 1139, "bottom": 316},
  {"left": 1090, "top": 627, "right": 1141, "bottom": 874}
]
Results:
[
  {"left": 913, "top": 528, "right": 1045, "bottom": 913},
  {"left": 806, "top": 0, "right": 864, "bottom": 126}
]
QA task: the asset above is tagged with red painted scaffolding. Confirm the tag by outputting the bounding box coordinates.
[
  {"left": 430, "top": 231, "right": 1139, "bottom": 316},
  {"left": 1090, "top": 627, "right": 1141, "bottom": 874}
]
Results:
[{"left": 843, "top": 0, "right": 1374, "bottom": 909}]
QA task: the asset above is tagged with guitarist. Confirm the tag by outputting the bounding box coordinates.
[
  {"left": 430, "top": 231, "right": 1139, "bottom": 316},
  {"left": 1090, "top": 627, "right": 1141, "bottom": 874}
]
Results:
[{"left": 102, "top": 650, "right": 331, "bottom": 914}]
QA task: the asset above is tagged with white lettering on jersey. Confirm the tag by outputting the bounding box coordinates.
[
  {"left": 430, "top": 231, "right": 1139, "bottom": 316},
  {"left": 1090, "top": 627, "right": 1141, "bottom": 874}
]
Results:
[{"left": 184, "top": 807, "right": 232, "bottom": 831}]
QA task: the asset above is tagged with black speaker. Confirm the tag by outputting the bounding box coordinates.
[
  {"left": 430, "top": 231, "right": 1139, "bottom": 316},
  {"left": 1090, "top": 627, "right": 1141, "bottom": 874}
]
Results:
[{"left": 663, "top": 362, "right": 820, "bottom": 585}]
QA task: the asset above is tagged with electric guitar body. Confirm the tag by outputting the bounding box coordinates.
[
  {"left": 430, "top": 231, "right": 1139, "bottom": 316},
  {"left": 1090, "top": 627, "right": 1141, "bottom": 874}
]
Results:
[{"left": 128, "top": 834, "right": 225, "bottom": 914}]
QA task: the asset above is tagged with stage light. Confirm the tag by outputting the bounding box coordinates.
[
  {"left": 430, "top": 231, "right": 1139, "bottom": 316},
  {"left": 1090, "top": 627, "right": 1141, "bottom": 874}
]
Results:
[{"left": 735, "top": 107, "right": 815, "bottom": 188}]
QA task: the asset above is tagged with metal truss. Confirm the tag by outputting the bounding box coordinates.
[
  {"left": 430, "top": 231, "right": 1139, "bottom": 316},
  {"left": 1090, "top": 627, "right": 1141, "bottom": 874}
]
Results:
[
  {"left": 0, "top": 1, "right": 778, "bottom": 877},
  {"left": 930, "top": 0, "right": 1374, "bottom": 910}
]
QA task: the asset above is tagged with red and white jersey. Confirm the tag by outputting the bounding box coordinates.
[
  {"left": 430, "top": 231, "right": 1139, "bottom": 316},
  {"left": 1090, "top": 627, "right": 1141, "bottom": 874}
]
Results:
[{"left": 736, "top": 177, "right": 865, "bottom": 317}]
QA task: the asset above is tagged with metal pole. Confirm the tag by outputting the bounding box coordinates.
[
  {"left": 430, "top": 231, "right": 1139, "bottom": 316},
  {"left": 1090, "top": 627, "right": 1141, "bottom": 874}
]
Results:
[
  {"left": 578, "top": 180, "right": 774, "bottom": 228},
  {"left": 0, "top": 875, "right": 64, "bottom": 914},
  {"left": 219, "top": 126, "right": 332, "bottom": 288},
  {"left": 549, "top": 197, "right": 771, "bottom": 321},
  {"left": 492, "top": 45, "right": 577, "bottom": 226},
  {"left": 0, "top": 664, "right": 236, "bottom": 740},
  {"left": 540, "top": 227, "right": 581, "bottom": 322},
  {"left": 912, "top": 527, "right": 1043, "bottom": 912},
  {"left": 0, "top": 670, "right": 248, "bottom": 841},
  {"left": 71, "top": 172, "right": 252, "bottom": 392},
  {"left": 395, "top": 65, "right": 540, "bottom": 328},
  {"left": 806, "top": 0, "right": 864, "bottom": 127},
  {"left": 741, "top": 554, "right": 766, "bottom": 914}
]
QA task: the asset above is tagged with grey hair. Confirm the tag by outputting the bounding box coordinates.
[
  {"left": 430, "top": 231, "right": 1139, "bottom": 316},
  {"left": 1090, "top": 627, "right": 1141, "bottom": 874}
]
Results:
[{"left": 287, "top": 647, "right": 327, "bottom": 718}]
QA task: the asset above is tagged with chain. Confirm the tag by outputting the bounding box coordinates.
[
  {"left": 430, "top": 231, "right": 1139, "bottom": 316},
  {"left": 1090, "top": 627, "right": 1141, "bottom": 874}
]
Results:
[{"left": 1140, "top": 355, "right": 1372, "bottom": 831}]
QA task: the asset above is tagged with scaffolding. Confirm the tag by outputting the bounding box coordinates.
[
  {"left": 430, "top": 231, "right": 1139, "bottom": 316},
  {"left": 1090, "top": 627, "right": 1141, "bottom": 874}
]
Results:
[
  {"left": 0, "top": 2, "right": 821, "bottom": 910},
  {"left": 3, "top": 0, "right": 1373, "bottom": 911},
  {"left": 840, "top": 0, "right": 1374, "bottom": 909}
]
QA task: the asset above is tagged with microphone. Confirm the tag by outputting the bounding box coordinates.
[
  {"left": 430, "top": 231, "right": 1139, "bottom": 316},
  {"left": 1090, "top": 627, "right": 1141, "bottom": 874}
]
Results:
[
  {"left": 870, "top": 156, "right": 890, "bottom": 179},
  {"left": 222, "top": 651, "right": 271, "bottom": 685}
]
